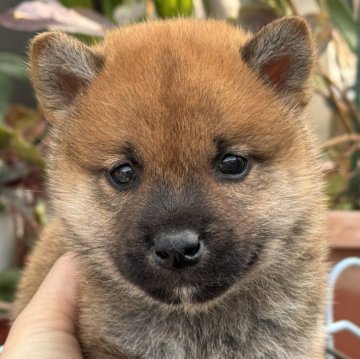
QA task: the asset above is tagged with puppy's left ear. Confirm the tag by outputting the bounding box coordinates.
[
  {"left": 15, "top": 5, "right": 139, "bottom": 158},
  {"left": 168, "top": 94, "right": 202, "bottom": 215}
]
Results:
[
  {"left": 29, "top": 32, "right": 104, "bottom": 123},
  {"left": 241, "top": 16, "right": 314, "bottom": 108}
]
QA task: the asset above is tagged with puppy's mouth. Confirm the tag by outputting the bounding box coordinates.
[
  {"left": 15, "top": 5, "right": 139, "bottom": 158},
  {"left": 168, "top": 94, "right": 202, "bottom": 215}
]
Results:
[{"left": 146, "top": 248, "right": 261, "bottom": 305}]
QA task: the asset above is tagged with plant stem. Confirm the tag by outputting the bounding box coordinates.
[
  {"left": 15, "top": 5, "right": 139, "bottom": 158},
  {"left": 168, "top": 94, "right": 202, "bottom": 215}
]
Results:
[
  {"left": 284, "top": 0, "right": 298, "bottom": 15},
  {"left": 317, "top": 65, "right": 354, "bottom": 133},
  {"left": 321, "top": 134, "right": 360, "bottom": 149}
]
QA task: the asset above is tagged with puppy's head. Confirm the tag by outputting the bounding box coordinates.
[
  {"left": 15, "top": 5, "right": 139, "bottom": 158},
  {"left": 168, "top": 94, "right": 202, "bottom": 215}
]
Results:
[{"left": 30, "top": 18, "right": 322, "bottom": 305}]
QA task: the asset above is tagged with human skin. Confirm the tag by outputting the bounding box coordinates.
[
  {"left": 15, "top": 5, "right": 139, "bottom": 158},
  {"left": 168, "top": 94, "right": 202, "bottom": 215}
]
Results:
[{"left": 2, "top": 255, "right": 82, "bottom": 359}]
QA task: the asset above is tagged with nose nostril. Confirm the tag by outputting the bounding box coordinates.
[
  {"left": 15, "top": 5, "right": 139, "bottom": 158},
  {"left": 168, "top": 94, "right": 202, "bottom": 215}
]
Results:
[
  {"left": 152, "top": 230, "right": 203, "bottom": 268},
  {"left": 155, "top": 251, "right": 169, "bottom": 260},
  {"left": 184, "top": 242, "right": 201, "bottom": 257}
]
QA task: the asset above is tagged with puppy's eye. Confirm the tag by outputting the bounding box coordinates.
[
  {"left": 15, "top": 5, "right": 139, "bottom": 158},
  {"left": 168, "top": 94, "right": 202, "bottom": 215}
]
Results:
[
  {"left": 218, "top": 154, "right": 249, "bottom": 177},
  {"left": 109, "top": 164, "right": 136, "bottom": 187}
]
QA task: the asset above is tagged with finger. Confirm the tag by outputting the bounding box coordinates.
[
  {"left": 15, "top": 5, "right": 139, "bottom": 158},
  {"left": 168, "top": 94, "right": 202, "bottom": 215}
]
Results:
[
  {"left": 23, "top": 254, "right": 78, "bottom": 331},
  {"left": 4, "top": 254, "right": 80, "bottom": 351}
]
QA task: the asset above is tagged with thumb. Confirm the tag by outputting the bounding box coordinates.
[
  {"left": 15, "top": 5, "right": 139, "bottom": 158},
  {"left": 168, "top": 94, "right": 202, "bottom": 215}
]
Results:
[{"left": 2, "top": 254, "right": 82, "bottom": 359}]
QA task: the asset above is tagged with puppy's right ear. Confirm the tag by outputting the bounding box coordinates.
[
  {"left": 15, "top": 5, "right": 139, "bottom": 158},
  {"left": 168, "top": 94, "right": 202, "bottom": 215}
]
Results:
[
  {"left": 29, "top": 32, "right": 104, "bottom": 122},
  {"left": 241, "top": 17, "right": 314, "bottom": 109}
]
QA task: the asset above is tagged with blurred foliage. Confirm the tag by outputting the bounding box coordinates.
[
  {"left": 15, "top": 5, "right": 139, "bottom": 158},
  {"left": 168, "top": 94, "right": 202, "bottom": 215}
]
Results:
[
  {"left": 323, "top": 0, "right": 357, "bottom": 51},
  {"left": 60, "top": 0, "right": 93, "bottom": 7},
  {"left": 0, "top": 104, "right": 47, "bottom": 230},
  {"left": 0, "top": 53, "right": 28, "bottom": 120},
  {"left": 320, "top": 0, "right": 360, "bottom": 210},
  {"left": 0, "top": 269, "right": 20, "bottom": 303},
  {"left": 0, "top": 48, "right": 46, "bottom": 284},
  {"left": 154, "top": 0, "right": 193, "bottom": 18},
  {"left": 102, "top": 0, "right": 125, "bottom": 20},
  {"left": 60, "top": 0, "right": 125, "bottom": 20}
]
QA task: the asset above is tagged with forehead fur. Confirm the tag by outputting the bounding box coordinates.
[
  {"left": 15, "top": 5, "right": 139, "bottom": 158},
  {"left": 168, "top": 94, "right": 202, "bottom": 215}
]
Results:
[{"left": 62, "top": 19, "right": 305, "bottom": 169}]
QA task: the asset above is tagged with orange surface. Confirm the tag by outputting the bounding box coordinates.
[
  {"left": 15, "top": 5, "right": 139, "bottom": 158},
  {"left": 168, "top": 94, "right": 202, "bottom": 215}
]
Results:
[
  {"left": 328, "top": 211, "right": 360, "bottom": 249},
  {"left": 331, "top": 249, "right": 360, "bottom": 359}
]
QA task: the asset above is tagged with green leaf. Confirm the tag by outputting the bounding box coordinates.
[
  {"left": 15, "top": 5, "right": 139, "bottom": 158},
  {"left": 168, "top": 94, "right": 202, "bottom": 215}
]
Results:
[
  {"left": 0, "top": 269, "right": 20, "bottom": 303},
  {"left": 313, "top": 73, "right": 327, "bottom": 93},
  {"left": 102, "top": 0, "right": 124, "bottom": 20},
  {"left": 35, "top": 201, "right": 47, "bottom": 226},
  {"left": 11, "top": 135, "right": 44, "bottom": 167},
  {"left": 265, "top": 0, "right": 288, "bottom": 15},
  {"left": 349, "top": 6, "right": 360, "bottom": 208},
  {"left": 326, "top": 172, "right": 348, "bottom": 198},
  {"left": 348, "top": 150, "right": 360, "bottom": 209},
  {"left": 60, "top": 0, "right": 93, "bottom": 8},
  {"left": 0, "top": 53, "right": 28, "bottom": 80},
  {"left": 73, "top": 33, "right": 101, "bottom": 45},
  {"left": 0, "top": 126, "right": 14, "bottom": 149},
  {"left": 154, "top": 0, "right": 193, "bottom": 18},
  {"left": 0, "top": 124, "right": 44, "bottom": 167},
  {"left": 0, "top": 74, "right": 12, "bottom": 122},
  {"left": 333, "top": 202, "right": 354, "bottom": 210},
  {"left": 323, "top": 0, "right": 357, "bottom": 51}
]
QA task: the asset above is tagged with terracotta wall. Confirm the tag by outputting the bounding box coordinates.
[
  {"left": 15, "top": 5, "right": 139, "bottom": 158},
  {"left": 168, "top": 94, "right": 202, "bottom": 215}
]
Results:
[
  {"left": 330, "top": 249, "right": 360, "bottom": 359},
  {"left": 328, "top": 211, "right": 360, "bottom": 358}
]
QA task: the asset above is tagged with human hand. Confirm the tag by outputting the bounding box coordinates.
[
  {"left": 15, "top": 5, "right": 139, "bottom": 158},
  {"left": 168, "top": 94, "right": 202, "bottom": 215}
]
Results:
[{"left": 1, "top": 255, "right": 83, "bottom": 359}]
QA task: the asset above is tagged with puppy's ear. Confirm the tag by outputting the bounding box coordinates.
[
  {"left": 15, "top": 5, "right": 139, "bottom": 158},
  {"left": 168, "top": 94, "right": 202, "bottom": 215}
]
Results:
[
  {"left": 29, "top": 32, "right": 104, "bottom": 122},
  {"left": 241, "top": 16, "right": 314, "bottom": 108}
]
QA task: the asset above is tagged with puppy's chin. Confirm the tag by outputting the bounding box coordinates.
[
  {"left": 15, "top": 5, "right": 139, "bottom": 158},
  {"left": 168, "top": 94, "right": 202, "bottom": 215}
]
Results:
[{"left": 147, "top": 282, "right": 233, "bottom": 305}]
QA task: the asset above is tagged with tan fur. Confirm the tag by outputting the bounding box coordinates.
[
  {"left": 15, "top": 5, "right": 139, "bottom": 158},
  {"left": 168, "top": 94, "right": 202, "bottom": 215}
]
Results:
[{"left": 13, "top": 17, "right": 328, "bottom": 358}]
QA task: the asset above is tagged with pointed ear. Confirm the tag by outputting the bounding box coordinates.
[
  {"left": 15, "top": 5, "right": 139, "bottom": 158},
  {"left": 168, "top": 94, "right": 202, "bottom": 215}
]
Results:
[
  {"left": 241, "top": 16, "right": 314, "bottom": 108},
  {"left": 29, "top": 32, "right": 104, "bottom": 122}
]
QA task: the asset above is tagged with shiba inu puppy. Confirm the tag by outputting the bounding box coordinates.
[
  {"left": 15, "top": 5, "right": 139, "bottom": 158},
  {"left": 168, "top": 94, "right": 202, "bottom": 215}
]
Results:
[{"left": 13, "top": 16, "right": 328, "bottom": 358}]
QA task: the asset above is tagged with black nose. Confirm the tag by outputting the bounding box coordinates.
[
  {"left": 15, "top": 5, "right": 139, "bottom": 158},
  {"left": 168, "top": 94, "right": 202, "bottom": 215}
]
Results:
[{"left": 153, "top": 230, "right": 203, "bottom": 269}]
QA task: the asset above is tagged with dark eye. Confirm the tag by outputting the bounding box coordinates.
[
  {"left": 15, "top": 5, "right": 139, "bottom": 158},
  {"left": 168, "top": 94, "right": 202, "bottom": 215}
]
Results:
[
  {"left": 109, "top": 164, "right": 136, "bottom": 187},
  {"left": 217, "top": 154, "right": 250, "bottom": 178}
]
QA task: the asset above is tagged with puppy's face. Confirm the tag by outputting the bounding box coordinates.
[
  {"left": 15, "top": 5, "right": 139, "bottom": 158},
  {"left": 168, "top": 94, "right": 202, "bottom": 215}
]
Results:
[{"left": 31, "top": 18, "right": 321, "bottom": 305}]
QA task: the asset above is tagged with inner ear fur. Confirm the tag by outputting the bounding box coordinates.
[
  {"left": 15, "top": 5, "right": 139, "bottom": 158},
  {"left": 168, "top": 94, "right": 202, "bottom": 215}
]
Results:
[
  {"left": 29, "top": 32, "right": 104, "bottom": 122},
  {"left": 241, "top": 16, "right": 315, "bottom": 108}
]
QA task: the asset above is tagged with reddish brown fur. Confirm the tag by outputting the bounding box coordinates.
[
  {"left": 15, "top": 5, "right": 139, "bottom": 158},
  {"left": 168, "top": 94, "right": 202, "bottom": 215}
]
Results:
[{"left": 13, "top": 18, "right": 327, "bottom": 358}]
